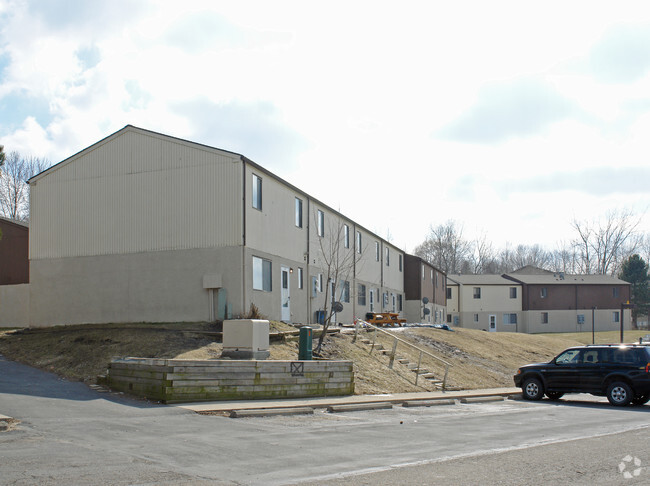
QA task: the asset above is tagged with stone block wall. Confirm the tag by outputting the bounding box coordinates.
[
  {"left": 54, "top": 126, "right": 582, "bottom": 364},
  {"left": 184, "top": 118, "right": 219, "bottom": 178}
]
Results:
[{"left": 104, "top": 358, "right": 354, "bottom": 403}]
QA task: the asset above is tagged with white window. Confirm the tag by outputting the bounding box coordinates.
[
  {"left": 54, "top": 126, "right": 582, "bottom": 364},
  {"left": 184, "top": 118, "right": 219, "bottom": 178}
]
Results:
[
  {"left": 391, "top": 293, "right": 396, "bottom": 311},
  {"left": 473, "top": 287, "right": 481, "bottom": 299},
  {"left": 398, "top": 294, "right": 403, "bottom": 311},
  {"left": 473, "top": 313, "right": 479, "bottom": 322},
  {"left": 422, "top": 265, "right": 425, "bottom": 280},
  {"left": 344, "top": 224, "right": 349, "bottom": 248},
  {"left": 297, "top": 267, "right": 303, "bottom": 289},
  {"left": 541, "top": 312, "right": 549, "bottom": 324},
  {"left": 356, "top": 231, "right": 362, "bottom": 254},
  {"left": 318, "top": 273, "right": 323, "bottom": 292},
  {"left": 295, "top": 198, "right": 302, "bottom": 228},
  {"left": 252, "top": 174, "right": 262, "bottom": 210},
  {"left": 613, "top": 311, "right": 620, "bottom": 323},
  {"left": 399, "top": 254, "right": 403, "bottom": 272},
  {"left": 540, "top": 287, "right": 547, "bottom": 298},
  {"left": 503, "top": 313, "right": 517, "bottom": 325},
  {"left": 342, "top": 281, "right": 350, "bottom": 303},
  {"left": 375, "top": 242, "right": 380, "bottom": 261},
  {"left": 385, "top": 247, "right": 390, "bottom": 266},
  {"left": 510, "top": 287, "right": 517, "bottom": 298},
  {"left": 613, "top": 287, "right": 619, "bottom": 298},
  {"left": 358, "top": 284, "right": 366, "bottom": 306},
  {"left": 447, "top": 288, "right": 452, "bottom": 299},
  {"left": 252, "top": 256, "right": 271, "bottom": 291},
  {"left": 430, "top": 269, "right": 433, "bottom": 281},
  {"left": 317, "top": 210, "right": 324, "bottom": 237}
]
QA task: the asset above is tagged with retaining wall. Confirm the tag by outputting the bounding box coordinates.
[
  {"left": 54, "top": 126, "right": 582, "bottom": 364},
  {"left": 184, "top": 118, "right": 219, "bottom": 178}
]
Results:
[{"left": 104, "top": 358, "right": 354, "bottom": 403}]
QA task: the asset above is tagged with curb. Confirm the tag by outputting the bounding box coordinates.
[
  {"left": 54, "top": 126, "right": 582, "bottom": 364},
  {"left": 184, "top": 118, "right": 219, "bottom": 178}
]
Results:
[
  {"left": 460, "top": 396, "right": 506, "bottom": 404},
  {"left": 402, "top": 399, "right": 456, "bottom": 407},
  {"left": 327, "top": 402, "right": 393, "bottom": 413},
  {"left": 230, "top": 407, "right": 314, "bottom": 418}
]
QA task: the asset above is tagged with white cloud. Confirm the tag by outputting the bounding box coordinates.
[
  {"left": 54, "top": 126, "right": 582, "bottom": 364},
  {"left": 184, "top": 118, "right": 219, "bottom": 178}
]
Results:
[{"left": 1, "top": 0, "right": 649, "bottom": 254}]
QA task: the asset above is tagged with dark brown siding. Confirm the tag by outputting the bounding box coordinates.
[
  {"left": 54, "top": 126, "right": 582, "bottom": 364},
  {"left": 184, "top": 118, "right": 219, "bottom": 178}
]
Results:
[
  {"left": 0, "top": 219, "right": 29, "bottom": 285},
  {"left": 404, "top": 254, "right": 422, "bottom": 300},
  {"left": 523, "top": 283, "right": 630, "bottom": 310},
  {"left": 404, "top": 255, "right": 446, "bottom": 306}
]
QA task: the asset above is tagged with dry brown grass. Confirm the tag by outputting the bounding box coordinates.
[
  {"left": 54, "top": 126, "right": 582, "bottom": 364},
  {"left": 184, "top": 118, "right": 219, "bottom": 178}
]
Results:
[{"left": 1, "top": 322, "right": 647, "bottom": 394}]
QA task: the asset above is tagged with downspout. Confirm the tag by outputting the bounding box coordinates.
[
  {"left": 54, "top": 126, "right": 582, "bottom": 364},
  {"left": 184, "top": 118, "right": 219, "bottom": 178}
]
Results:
[
  {"left": 306, "top": 198, "right": 311, "bottom": 324},
  {"left": 352, "top": 224, "right": 357, "bottom": 320},
  {"left": 241, "top": 157, "right": 247, "bottom": 317}
]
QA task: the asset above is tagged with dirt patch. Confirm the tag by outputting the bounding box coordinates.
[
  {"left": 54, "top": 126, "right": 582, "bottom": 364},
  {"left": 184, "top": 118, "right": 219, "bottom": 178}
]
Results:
[{"left": 0, "top": 418, "right": 20, "bottom": 432}]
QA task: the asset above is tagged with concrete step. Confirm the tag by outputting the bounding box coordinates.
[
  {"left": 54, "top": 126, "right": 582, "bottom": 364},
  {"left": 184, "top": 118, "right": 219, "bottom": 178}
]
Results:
[
  {"left": 420, "top": 373, "right": 437, "bottom": 379},
  {"left": 397, "top": 359, "right": 410, "bottom": 364}
]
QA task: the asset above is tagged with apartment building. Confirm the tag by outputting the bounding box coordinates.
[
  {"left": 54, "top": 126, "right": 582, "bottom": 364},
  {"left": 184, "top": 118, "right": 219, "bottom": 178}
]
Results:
[{"left": 22, "top": 125, "right": 404, "bottom": 327}]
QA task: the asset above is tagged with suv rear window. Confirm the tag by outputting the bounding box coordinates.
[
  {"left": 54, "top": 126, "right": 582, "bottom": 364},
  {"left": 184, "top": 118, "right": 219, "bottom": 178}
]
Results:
[{"left": 601, "top": 347, "right": 645, "bottom": 365}]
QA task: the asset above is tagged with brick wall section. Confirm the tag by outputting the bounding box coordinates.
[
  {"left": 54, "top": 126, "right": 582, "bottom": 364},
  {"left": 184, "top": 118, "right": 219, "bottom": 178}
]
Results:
[{"left": 105, "top": 358, "right": 355, "bottom": 403}]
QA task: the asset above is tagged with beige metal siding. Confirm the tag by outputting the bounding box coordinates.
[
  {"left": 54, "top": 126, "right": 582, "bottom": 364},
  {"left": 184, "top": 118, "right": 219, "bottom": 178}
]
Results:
[
  {"left": 31, "top": 129, "right": 243, "bottom": 259},
  {"left": 245, "top": 166, "right": 308, "bottom": 262}
]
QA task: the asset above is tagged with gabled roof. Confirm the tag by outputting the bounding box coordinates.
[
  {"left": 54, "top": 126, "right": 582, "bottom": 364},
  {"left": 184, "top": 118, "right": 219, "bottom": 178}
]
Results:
[
  {"left": 0, "top": 216, "right": 29, "bottom": 229},
  {"left": 509, "top": 265, "right": 554, "bottom": 275},
  {"left": 447, "top": 274, "right": 515, "bottom": 285},
  {"left": 504, "top": 273, "right": 630, "bottom": 286}
]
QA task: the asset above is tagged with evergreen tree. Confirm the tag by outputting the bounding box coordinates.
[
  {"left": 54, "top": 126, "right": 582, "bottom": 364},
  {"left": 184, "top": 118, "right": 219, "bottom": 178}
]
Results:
[{"left": 619, "top": 254, "right": 650, "bottom": 327}]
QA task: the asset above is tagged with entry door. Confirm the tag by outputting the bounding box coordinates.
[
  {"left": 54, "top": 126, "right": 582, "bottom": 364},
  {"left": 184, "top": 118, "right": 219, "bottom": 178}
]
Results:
[
  {"left": 489, "top": 315, "right": 497, "bottom": 332},
  {"left": 281, "top": 267, "right": 290, "bottom": 322}
]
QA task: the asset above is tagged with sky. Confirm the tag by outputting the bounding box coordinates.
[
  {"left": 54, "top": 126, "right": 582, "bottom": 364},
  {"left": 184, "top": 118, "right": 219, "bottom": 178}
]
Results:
[{"left": 1, "top": 0, "right": 649, "bottom": 254}]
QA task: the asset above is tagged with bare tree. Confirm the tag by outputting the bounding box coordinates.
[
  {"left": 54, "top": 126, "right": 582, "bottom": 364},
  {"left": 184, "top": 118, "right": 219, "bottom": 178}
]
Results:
[
  {"left": 571, "top": 209, "right": 642, "bottom": 275},
  {"left": 0, "top": 151, "right": 50, "bottom": 221},
  {"left": 414, "top": 220, "right": 471, "bottom": 274},
  {"left": 314, "top": 214, "right": 362, "bottom": 354},
  {"left": 469, "top": 232, "right": 497, "bottom": 274}
]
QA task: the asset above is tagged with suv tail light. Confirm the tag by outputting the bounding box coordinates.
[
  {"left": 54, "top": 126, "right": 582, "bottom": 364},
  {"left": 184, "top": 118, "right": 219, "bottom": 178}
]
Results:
[{"left": 646, "top": 363, "right": 650, "bottom": 373}]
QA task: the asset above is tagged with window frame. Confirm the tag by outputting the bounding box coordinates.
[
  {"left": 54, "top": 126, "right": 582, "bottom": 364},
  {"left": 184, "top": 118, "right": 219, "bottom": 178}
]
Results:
[
  {"left": 358, "top": 283, "right": 366, "bottom": 306},
  {"left": 317, "top": 210, "right": 324, "bottom": 237},
  {"left": 344, "top": 224, "right": 350, "bottom": 248},
  {"left": 252, "top": 256, "right": 272, "bottom": 292},
  {"left": 252, "top": 174, "right": 262, "bottom": 210},
  {"left": 509, "top": 287, "right": 517, "bottom": 299},
  {"left": 473, "top": 287, "right": 481, "bottom": 299},
  {"left": 295, "top": 197, "right": 303, "bottom": 228}
]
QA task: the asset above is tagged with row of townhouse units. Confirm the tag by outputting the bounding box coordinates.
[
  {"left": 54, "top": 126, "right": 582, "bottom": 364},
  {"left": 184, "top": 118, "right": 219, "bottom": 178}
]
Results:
[
  {"left": 446, "top": 266, "right": 632, "bottom": 333},
  {"left": 8, "top": 125, "right": 434, "bottom": 328}
]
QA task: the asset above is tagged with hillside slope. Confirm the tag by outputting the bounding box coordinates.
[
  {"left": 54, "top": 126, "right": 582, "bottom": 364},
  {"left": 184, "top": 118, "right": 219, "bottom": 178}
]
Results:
[{"left": 1, "top": 324, "right": 646, "bottom": 395}]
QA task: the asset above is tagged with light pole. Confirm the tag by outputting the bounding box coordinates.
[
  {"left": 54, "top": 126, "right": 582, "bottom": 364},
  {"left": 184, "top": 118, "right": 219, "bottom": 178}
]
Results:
[{"left": 620, "top": 302, "right": 635, "bottom": 343}]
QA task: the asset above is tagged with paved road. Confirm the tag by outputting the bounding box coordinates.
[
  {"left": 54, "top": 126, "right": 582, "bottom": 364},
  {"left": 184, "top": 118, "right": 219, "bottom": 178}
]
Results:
[{"left": 1, "top": 355, "right": 649, "bottom": 485}]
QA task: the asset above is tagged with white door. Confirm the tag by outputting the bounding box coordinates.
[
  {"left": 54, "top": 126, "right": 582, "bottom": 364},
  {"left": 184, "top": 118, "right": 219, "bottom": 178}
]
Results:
[
  {"left": 281, "top": 267, "right": 290, "bottom": 322},
  {"left": 489, "top": 315, "right": 497, "bottom": 332}
]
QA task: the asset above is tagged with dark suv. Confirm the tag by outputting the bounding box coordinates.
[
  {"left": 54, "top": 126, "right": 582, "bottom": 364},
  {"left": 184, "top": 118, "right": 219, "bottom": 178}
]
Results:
[{"left": 514, "top": 344, "right": 650, "bottom": 406}]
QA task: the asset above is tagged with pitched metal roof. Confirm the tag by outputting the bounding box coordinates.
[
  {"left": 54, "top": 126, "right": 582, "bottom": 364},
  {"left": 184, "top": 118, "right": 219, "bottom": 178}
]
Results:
[{"left": 447, "top": 274, "right": 516, "bottom": 285}]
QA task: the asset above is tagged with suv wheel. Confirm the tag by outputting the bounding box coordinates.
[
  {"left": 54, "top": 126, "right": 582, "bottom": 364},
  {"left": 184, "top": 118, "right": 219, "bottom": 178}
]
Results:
[
  {"left": 606, "top": 381, "right": 632, "bottom": 406},
  {"left": 522, "top": 377, "right": 544, "bottom": 401},
  {"left": 631, "top": 393, "right": 650, "bottom": 406}
]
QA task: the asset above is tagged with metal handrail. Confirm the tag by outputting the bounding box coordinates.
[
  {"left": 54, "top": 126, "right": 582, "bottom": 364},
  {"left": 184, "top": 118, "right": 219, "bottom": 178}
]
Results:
[{"left": 352, "top": 319, "right": 451, "bottom": 389}]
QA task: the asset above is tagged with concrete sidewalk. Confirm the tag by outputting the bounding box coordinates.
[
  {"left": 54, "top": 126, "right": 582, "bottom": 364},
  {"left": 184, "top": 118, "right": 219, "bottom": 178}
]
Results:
[{"left": 171, "top": 387, "right": 521, "bottom": 413}]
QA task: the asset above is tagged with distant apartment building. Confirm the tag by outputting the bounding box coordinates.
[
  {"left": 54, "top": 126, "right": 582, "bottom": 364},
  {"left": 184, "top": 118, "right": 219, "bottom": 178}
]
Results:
[
  {"left": 0, "top": 217, "right": 30, "bottom": 327},
  {"left": 404, "top": 255, "right": 446, "bottom": 324},
  {"left": 446, "top": 274, "right": 521, "bottom": 331},
  {"left": 447, "top": 267, "right": 631, "bottom": 333}
]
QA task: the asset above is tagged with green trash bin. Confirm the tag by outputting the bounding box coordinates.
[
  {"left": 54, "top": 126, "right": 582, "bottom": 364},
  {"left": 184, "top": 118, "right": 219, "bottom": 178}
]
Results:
[{"left": 298, "top": 327, "right": 312, "bottom": 360}]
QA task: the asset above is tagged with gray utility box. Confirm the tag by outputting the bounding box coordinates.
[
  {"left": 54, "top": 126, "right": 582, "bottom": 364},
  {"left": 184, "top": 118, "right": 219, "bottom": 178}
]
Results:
[{"left": 221, "top": 319, "right": 270, "bottom": 360}]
